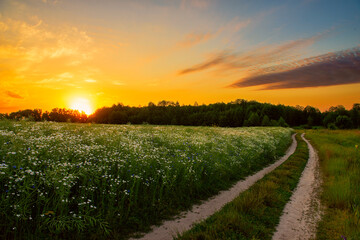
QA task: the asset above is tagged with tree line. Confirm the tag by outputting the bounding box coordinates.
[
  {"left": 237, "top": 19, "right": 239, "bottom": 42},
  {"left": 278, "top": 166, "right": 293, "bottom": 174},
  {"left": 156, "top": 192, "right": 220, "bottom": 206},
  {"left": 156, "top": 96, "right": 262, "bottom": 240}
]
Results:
[{"left": 1, "top": 99, "right": 359, "bottom": 129}]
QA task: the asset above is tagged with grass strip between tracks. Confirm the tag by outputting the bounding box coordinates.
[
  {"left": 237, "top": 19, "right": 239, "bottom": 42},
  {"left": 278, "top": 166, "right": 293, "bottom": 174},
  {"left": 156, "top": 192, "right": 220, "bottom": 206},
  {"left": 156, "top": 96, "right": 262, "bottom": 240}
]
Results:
[{"left": 176, "top": 133, "right": 309, "bottom": 240}]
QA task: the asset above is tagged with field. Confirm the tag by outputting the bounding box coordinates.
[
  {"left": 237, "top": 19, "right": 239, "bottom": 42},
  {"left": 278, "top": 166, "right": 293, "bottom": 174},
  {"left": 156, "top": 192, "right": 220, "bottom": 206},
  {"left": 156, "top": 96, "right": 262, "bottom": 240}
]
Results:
[
  {"left": 0, "top": 121, "right": 292, "bottom": 239},
  {"left": 305, "top": 130, "right": 360, "bottom": 240}
]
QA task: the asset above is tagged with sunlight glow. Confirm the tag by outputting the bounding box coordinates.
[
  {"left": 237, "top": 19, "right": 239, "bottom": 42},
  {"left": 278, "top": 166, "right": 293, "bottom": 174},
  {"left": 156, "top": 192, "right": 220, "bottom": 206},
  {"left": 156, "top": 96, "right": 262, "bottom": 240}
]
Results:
[{"left": 69, "top": 98, "right": 93, "bottom": 115}]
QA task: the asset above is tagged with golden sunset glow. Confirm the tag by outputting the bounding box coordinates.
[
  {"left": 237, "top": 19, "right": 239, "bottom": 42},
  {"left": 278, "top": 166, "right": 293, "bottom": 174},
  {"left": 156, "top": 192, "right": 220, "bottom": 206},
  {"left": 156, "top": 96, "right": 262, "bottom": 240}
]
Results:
[
  {"left": 69, "top": 98, "right": 93, "bottom": 115},
  {"left": 0, "top": 0, "right": 359, "bottom": 113}
]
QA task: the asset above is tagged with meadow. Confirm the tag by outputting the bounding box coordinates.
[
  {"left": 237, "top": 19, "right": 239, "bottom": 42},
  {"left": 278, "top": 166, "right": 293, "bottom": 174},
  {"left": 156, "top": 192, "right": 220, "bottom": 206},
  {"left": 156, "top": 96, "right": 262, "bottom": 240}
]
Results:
[
  {"left": 305, "top": 130, "right": 360, "bottom": 240},
  {"left": 0, "top": 120, "right": 292, "bottom": 239}
]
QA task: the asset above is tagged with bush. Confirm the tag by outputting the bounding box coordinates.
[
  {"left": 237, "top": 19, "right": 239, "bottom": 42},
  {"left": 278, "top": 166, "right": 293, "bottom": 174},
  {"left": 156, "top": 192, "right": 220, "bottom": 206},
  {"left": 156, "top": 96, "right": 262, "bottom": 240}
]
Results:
[
  {"left": 328, "top": 123, "right": 337, "bottom": 130},
  {"left": 335, "top": 115, "right": 352, "bottom": 129}
]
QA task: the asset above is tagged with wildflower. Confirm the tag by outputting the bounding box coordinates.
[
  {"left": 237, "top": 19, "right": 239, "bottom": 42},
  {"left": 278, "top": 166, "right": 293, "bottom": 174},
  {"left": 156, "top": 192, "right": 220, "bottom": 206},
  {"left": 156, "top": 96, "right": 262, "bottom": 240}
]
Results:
[
  {"left": 44, "top": 211, "right": 55, "bottom": 215},
  {"left": 356, "top": 145, "right": 358, "bottom": 149}
]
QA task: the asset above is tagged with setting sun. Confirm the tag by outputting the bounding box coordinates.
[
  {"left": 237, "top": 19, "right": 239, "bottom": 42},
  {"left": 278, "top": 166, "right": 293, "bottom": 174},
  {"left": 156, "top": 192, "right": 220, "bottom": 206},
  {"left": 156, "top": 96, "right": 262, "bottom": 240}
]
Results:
[{"left": 69, "top": 98, "right": 93, "bottom": 115}]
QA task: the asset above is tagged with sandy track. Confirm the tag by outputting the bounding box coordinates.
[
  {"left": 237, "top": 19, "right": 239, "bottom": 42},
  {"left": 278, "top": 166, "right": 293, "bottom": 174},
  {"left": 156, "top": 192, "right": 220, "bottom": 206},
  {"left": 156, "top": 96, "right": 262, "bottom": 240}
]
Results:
[
  {"left": 272, "top": 133, "right": 322, "bottom": 240},
  {"left": 131, "top": 134, "right": 297, "bottom": 240}
]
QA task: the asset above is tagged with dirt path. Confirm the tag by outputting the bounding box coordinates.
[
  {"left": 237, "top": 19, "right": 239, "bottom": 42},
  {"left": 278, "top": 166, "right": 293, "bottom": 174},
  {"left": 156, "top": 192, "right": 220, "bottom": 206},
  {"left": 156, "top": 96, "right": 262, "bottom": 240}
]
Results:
[
  {"left": 131, "top": 134, "right": 297, "bottom": 240},
  {"left": 272, "top": 133, "right": 322, "bottom": 240}
]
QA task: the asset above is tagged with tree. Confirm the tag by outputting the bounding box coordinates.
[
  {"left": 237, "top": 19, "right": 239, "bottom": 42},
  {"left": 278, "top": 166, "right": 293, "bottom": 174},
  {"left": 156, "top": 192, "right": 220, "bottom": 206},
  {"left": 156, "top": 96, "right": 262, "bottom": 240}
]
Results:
[
  {"left": 246, "top": 112, "right": 260, "bottom": 126},
  {"left": 335, "top": 115, "right": 352, "bottom": 129},
  {"left": 350, "top": 103, "right": 360, "bottom": 128},
  {"left": 109, "top": 111, "right": 127, "bottom": 124},
  {"left": 261, "top": 115, "right": 271, "bottom": 126},
  {"left": 148, "top": 102, "right": 156, "bottom": 107},
  {"left": 277, "top": 117, "right": 289, "bottom": 127},
  {"left": 323, "top": 112, "right": 337, "bottom": 128}
]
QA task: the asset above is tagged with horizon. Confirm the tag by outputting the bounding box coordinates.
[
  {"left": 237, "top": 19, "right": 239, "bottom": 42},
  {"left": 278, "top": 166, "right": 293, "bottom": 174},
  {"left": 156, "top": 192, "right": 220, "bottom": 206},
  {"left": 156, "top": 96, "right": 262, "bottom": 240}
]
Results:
[
  {"left": 1, "top": 0, "right": 359, "bottom": 114},
  {"left": 2, "top": 98, "right": 358, "bottom": 116}
]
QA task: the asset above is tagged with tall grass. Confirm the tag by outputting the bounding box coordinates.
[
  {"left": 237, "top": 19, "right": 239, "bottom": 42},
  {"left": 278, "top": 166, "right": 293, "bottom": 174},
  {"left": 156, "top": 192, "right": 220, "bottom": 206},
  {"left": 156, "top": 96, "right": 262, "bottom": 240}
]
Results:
[
  {"left": 0, "top": 121, "right": 292, "bottom": 239},
  {"left": 305, "top": 129, "right": 360, "bottom": 240},
  {"left": 176, "top": 134, "right": 308, "bottom": 240}
]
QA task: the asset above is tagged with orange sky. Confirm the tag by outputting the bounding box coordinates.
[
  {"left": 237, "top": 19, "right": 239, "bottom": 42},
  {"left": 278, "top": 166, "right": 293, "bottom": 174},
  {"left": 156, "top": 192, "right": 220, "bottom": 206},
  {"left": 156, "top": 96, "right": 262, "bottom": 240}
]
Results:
[{"left": 1, "top": 0, "right": 359, "bottom": 114}]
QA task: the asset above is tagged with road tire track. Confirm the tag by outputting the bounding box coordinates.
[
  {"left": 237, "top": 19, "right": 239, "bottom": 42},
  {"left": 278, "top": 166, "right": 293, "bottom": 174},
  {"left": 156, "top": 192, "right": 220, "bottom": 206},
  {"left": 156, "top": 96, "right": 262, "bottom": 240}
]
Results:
[{"left": 272, "top": 133, "right": 322, "bottom": 240}]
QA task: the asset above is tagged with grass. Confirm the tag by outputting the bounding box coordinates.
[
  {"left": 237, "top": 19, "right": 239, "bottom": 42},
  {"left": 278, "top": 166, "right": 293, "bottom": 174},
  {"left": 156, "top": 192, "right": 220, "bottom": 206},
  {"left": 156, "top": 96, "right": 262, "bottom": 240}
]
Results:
[
  {"left": 176, "top": 133, "right": 309, "bottom": 240},
  {"left": 305, "top": 129, "right": 360, "bottom": 240},
  {"left": 0, "top": 120, "right": 292, "bottom": 239}
]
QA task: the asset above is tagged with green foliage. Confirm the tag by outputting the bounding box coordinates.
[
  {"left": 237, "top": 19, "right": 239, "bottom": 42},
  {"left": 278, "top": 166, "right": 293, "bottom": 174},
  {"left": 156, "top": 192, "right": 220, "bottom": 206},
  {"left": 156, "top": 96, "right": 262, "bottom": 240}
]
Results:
[
  {"left": 327, "top": 123, "right": 337, "bottom": 130},
  {"left": 177, "top": 134, "right": 309, "bottom": 240},
  {"left": 261, "top": 115, "right": 271, "bottom": 126},
  {"left": 305, "top": 130, "right": 360, "bottom": 240},
  {"left": 335, "top": 115, "right": 353, "bottom": 129},
  {"left": 246, "top": 112, "right": 261, "bottom": 126},
  {"left": 277, "top": 117, "right": 289, "bottom": 127},
  {"left": 0, "top": 121, "right": 292, "bottom": 239}
]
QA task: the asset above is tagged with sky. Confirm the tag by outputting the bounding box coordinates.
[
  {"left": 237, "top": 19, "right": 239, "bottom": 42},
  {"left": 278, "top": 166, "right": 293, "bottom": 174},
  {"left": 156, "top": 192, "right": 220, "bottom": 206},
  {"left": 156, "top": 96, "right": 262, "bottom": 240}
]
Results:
[{"left": 0, "top": 0, "right": 359, "bottom": 114}]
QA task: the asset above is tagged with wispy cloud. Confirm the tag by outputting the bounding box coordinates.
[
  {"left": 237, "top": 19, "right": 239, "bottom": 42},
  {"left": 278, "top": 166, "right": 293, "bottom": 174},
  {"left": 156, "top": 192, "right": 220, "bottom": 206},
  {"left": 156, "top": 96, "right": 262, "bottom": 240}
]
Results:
[
  {"left": 5, "top": 91, "right": 23, "bottom": 99},
  {"left": 180, "top": 0, "right": 211, "bottom": 10},
  {"left": 38, "top": 72, "right": 73, "bottom": 84},
  {"left": 176, "top": 17, "right": 251, "bottom": 50},
  {"left": 85, "top": 79, "right": 97, "bottom": 83},
  {"left": 178, "top": 32, "right": 328, "bottom": 75},
  {"left": 0, "top": 17, "right": 95, "bottom": 65},
  {"left": 220, "top": 17, "right": 252, "bottom": 34},
  {"left": 177, "top": 32, "right": 213, "bottom": 48},
  {"left": 229, "top": 47, "right": 360, "bottom": 89},
  {"left": 179, "top": 51, "right": 235, "bottom": 74},
  {"left": 113, "top": 81, "right": 125, "bottom": 86},
  {"left": 41, "top": 0, "right": 59, "bottom": 5}
]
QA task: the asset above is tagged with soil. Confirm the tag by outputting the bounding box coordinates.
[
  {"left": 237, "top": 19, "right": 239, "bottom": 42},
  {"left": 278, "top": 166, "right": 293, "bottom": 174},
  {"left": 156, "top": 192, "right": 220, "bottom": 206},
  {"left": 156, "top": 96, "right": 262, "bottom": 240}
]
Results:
[
  {"left": 131, "top": 134, "right": 298, "bottom": 240},
  {"left": 272, "top": 133, "right": 322, "bottom": 240}
]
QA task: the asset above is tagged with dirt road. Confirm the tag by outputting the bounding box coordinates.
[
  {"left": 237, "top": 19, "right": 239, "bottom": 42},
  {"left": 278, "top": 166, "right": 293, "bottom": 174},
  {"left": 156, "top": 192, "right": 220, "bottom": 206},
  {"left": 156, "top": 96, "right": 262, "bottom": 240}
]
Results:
[{"left": 272, "top": 133, "right": 322, "bottom": 240}]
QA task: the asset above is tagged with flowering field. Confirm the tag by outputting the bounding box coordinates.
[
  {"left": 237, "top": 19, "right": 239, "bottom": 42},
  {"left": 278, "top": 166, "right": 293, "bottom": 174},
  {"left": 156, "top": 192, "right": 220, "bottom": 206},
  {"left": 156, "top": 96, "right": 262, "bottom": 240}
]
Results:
[{"left": 0, "top": 120, "right": 291, "bottom": 239}]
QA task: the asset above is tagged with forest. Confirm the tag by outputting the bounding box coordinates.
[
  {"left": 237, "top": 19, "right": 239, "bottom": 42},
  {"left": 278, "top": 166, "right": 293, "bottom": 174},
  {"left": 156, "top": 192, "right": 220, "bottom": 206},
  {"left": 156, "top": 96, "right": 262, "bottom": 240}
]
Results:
[{"left": 1, "top": 99, "right": 359, "bottom": 129}]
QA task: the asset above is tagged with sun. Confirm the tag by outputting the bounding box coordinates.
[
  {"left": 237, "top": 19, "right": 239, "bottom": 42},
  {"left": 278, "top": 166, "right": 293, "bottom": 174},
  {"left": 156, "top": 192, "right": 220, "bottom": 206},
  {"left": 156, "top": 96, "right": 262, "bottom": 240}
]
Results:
[{"left": 70, "top": 98, "right": 93, "bottom": 115}]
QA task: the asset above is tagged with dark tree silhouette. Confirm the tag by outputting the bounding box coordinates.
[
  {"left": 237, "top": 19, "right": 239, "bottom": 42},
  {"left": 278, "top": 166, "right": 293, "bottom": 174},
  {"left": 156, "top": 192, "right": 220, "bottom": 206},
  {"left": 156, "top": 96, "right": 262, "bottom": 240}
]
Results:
[{"left": 3, "top": 100, "right": 360, "bottom": 129}]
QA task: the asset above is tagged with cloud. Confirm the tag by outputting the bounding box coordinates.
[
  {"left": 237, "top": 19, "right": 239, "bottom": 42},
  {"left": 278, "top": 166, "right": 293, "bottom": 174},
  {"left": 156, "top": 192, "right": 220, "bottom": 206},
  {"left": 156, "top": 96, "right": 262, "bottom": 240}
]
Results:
[
  {"left": 58, "top": 72, "right": 73, "bottom": 78},
  {"left": 85, "top": 79, "right": 97, "bottom": 83},
  {"left": 177, "top": 32, "right": 213, "bottom": 48},
  {"left": 37, "top": 72, "right": 73, "bottom": 84},
  {"left": 178, "top": 32, "right": 327, "bottom": 75},
  {"left": 41, "top": 0, "right": 59, "bottom": 4},
  {"left": 229, "top": 47, "right": 360, "bottom": 89},
  {"left": 179, "top": 51, "right": 236, "bottom": 74},
  {"left": 0, "top": 17, "right": 95, "bottom": 65},
  {"left": 5, "top": 91, "right": 23, "bottom": 99},
  {"left": 175, "top": 17, "right": 251, "bottom": 50},
  {"left": 219, "top": 17, "right": 252, "bottom": 34},
  {"left": 181, "top": 0, "right": 210, "bottom": 10},
  {"left": 113, "top": 81, "right": 125, "bottom": 86}
]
